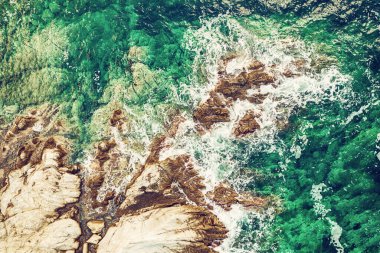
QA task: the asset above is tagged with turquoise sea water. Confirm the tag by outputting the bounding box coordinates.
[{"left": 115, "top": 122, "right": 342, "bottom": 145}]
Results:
[{"left": 1, "top": 1, "right": 379, "bottom": 252}]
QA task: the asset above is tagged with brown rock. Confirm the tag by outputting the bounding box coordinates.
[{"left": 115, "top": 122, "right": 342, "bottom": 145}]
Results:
[
  {"left": 246, "top": 70, "right": 275, "bottom": 85},
  {"left": 193, "top": 91, "right": 230, "bottom": 129},
  {"left": 206, "top": 183, "right": 239, "bottom": 211},
  {"left": 207, "top": 183, "right": 268, "bottom": 211},
  {"left": 233, "top": 110, "right": 261, "bottom": 137},
  {"left": 214, "top": 73, "right": 249, "bottom": 101},
  {"left": 109, "top": 109, "right": 125, "bottom": 131},
  {"left": 119, "top": 155, "right": 207, "bottom": 215}
]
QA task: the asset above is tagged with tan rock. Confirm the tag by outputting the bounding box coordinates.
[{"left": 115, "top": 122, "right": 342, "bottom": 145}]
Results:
[
  {"left": 87, "top": 220, "right": 105, "bottom": 234},
  {"left": 0, "top": 138, "right": 81, "bottom": 253},
  {"left": 87, "top": 234, "right": 102, "bottom": 244},
  {"left": 98, "top": 205, "right": 227, "bottom": 253}
]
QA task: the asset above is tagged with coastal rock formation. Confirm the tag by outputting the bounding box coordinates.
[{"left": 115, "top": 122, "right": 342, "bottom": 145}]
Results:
[
  {"left": 233, "top": 110, "right": 261, "bottom": 137},
  {"left": 206, "top": 183, "right": 268, "bottom": 211},
  {"left": 119, "top": 154, "right": 207, "bottom": 214},
  {"left": 193, "top": 59, "right": 275, "bottom": 135},
  {"left": 193, "top": 58, "right": 310, "bottom": 137},
  {"left": 98, "top": 205, "right": 227, "bottom": 253},
  {"left": 0, "top": 107, "right": 81, "bottom": 252},
  {"left": 0, "top": 77, "right": 271, "bottom": 252},
  {"left": 97, "top": 114, "right": 269, "bottom": 252}
]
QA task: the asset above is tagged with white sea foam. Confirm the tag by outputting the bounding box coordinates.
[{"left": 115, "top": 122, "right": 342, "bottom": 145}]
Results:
[
  {"left": 84, "top": 14, "right": 353, "bottom": 253},
  {"left": 311, "top": 183, "right": 344, "bottom": 253},
  {"left": 184, "top": 16, "right": 351, "bottom": 148},
  {"left": 180, "top": 15, "right": 352, "bottom": 252}
]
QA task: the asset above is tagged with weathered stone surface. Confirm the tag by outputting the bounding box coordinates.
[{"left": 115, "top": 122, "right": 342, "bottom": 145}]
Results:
[
  {"left": 233, "top": 110, "right": 261, "bottom": 137},
  {"left": 96, "top": 113, "right": 270, "bottom": 252},
  {"left": 0, "top": 98, "right": 271, "bottom": 253},
  {"left": 193, "top": 59, "right": 275, "bottom": 132},
  {"left": 206, "top": 183, "right": 239, "bottom": 211},
  {"left": 0, "top": 106, "right": 82, "bottom": 253},
  {"left": 98, "top": 205, "right": 228, "bottom": 253},
  {"left": 206, "top": 183, "right": 268, "bottom": 211},
  {"left": 80, "top": 137, "right": 133, "bottom": 221},
  {"left": 87, "top": 234, "right": 102, "bottom": 244},
  {"left": 193, "top": 91, "right": 231, "bottom": 130},
  {"left": 192, "top": 58, "right": 311, "bottom": 137},
  {"left": 0, "top": 138, "right": 81, "bottom": 252},
  {"left": 119, "top": 154, "right": 207, "bottom": 214}
]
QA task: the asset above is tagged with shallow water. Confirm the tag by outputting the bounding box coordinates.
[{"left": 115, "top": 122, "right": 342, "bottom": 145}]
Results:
[{"left": 1, "top": 0, "right": 379, "bottom": 252}]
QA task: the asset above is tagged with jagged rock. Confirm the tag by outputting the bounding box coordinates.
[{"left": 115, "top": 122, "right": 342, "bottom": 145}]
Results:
[
  {"left": 98, "top": 205, "right": 228, "bottom": 253},
  {"left": 206, "top": 183, "right": 239, "bottom": 211},
  {"left": 81, "top": 138, "right": 129, "bottom": 218},
  {"left": 206, "top": 183, "right": 268, "bottom": 211},
  {"left": 193, "top": 59, "right": 275, "bottom": 132},
  {"left": 119, "top": 154, "right": 207, "bottom": 214},
  {"left": 0, "top": 100, "right": 271, "bottom": 253},
  {"left": 233, "top": 110, "right": 261, "bottom": 137},
  {"left": 193, "top": 91, "right": 231, "bottom": 130},
  {"left": 99, "top": 114, "right": 271, "bottom": 252}
]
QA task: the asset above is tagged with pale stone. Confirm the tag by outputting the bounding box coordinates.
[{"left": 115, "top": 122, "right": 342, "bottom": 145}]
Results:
[
  {"left": 83, "top": 243, "right": 88, "bottom": 253},
  {"left": 0, "top": 140, "right": 81, "bottom": 253},
  {"left": 87, "top": 220, "right": 105, "bottom": 234},
  {"left": 87, "top": 234, "right": 102, "bottom": 244},
  {"left": 97, "top": 205, "right": 227, "bottom": 253}
]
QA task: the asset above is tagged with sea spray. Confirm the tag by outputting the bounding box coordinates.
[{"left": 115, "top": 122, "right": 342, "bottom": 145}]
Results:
[
  {"left": 181, "top": 14, "right": 354, "bottom": 252},
  {"left": 311, "top": 183, "right": 345, "bottom": 253}
]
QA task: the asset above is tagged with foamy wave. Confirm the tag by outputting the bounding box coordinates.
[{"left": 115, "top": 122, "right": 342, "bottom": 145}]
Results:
[{"left": 180, "top": 15, "right": 352, "bottom": 252}]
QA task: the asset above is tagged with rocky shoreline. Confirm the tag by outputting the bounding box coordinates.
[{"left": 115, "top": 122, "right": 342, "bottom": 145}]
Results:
[{"left": 0, "top": 58, "right": 290, "bottom": 253}]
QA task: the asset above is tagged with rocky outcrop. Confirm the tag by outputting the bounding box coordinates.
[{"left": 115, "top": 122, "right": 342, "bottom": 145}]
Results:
[
  {"left": 193, "top": 91, "right": 231, "bottom": 130},
  {"left": 193, "top": 58, "right": 309, "bottom": 137},
  {"left": 0, "top": 130, "right": 81, "bottom": 253},
  {"left": 119, "top": 154, "right": 207, "bottom": 214},
  {"left": 0, "top": 83, "right": 271, "bottom": 252},
  {"left": 193, "top": 59, "right": 275, "bottom": 135},
  {"left": 96, "top": 113, "right": 270, "bottom": 252},
  {"left": 206, "top": 182, "right": 268, "bottom": 211},
  {"left": 98, "top": 205, "right": 227, "bottom": 253},
  {"left": 0, "top": 108, "right": 81, "bottom": 253},
  {"left": 233, "top": 110, "right": 261, "bottom": 137}
]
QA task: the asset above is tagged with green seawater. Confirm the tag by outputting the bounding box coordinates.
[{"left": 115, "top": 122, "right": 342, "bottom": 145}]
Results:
[{"left": 1, "top": 1, "right": 379, "bottom": 252}]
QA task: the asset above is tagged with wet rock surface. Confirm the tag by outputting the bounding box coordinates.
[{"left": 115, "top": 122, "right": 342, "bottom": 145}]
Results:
[
  {"left": 1, "top": 99, "right": 270, "bottom": 252},
  {"left": 206, "top": 183, "right": 268, "bottom": 211},
  {"left": 193, "top": 58, "right": 309, "bottom": 137},
  {"left": 234, "top": 110, "right": 261, "bottom": 137}
]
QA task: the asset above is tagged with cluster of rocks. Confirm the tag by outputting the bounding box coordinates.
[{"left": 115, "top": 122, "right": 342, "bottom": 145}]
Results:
[
  {"left": 0, "top": 58, "right": 282, "bottom": 253},
  {"left": 193, "top": 57, "right": 307, "bottom": 137},
  {"left": 193, "top": 59, "right": 274, "bottom": 137}
]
